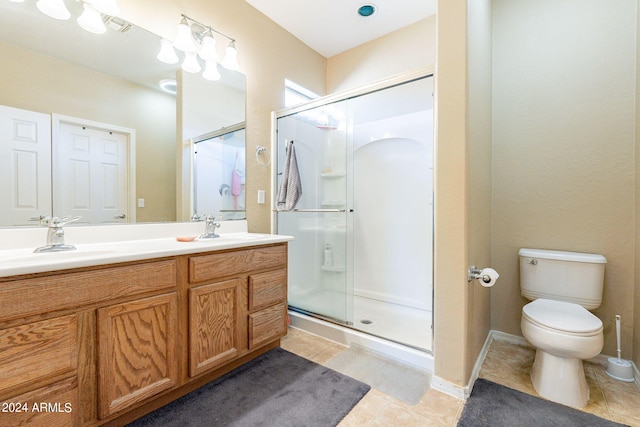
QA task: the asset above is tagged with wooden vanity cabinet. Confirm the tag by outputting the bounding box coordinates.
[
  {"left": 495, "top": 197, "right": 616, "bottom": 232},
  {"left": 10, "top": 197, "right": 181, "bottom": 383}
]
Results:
[
  {"left": 187, "top": 244, "right": 288, "bottom": 378},
  {"left": 0, "top": 242, "right": 288, "bottom": 427}
]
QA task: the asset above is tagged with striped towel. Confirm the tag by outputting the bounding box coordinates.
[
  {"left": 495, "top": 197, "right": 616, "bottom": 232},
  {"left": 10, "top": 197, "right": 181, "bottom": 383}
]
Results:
[{"left": 276, "top": 140, "right": 302, "bottom": 211}]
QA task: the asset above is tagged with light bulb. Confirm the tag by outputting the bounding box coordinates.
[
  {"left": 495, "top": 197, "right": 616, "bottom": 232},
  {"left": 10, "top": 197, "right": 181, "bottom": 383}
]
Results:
[
  {"left": 36, "top": 0, "right": 71, "bottom": 20},
  {"left": 77, "top": 2, "right": 106, "bottom": 34},
  {"left": 90, "top": 0, "right": 120, "bottom": 16},
  {"left": 203, "top": 60, "right": 221, "bottom": 81},
  {"left": 157, "top": 39, "right": 179, "bottom": 64},
  {"left": 198, "top": 31, "right": 219, "bottom": 62},
  {"left": 181, "top": 52, "right": 201, "bottom": 73},
  {"left": 174, "top": 17, "right": 196, "bottom": 53},
  {"left": 220, "top": 41, "right": 239, "bottom": 71}
]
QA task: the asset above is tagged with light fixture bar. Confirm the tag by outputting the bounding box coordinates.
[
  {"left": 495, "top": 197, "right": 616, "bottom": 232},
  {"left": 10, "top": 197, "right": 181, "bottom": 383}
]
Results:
[{"left": 180, "top": 14, "right": 235, "bottom": 44}]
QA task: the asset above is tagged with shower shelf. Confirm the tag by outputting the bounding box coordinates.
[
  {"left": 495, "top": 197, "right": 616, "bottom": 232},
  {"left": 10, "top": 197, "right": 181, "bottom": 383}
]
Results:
[
  {"left": 320, "top": 265, "right": 346, "bottom": 273},
  {"left": 320, "top": 172, "right": 346, "bottom": 178}
]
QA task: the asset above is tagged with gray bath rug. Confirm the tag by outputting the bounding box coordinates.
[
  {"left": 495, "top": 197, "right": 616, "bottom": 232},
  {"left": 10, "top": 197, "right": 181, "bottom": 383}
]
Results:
[
  {"left": 325, "top": 344, "right": 431, "bottom": 405},
  {"left": 458, "top": 378, "right": 629, "bottom": 427},
  {"left": 127, "top": 347, "right": 370, "bottom": 427}
]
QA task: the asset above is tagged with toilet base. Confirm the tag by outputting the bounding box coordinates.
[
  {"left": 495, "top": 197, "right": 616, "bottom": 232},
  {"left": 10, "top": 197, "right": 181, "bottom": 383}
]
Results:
[{"left": 530, "top": 349, "right": 590, "bottom": 408}]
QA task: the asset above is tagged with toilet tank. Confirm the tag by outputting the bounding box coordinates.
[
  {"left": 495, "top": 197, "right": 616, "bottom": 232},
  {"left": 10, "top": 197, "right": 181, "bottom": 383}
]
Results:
[{"left": 519, "top": 248, "right": 607, "bottom": 310}]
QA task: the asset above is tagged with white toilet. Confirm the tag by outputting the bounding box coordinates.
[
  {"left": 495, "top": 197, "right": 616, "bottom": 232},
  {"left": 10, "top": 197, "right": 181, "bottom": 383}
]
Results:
[{"left": 519, "top": 248, "right": 607, "bottom": 408}]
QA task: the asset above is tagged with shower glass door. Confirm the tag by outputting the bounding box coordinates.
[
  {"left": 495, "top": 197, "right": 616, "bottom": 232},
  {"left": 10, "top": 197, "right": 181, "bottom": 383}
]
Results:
[
  {"left": 276, "top": 100, "right": 351, "bottom": 323},
  {"left": 277, "top": 74, "right": 434, "bottom": 351}
]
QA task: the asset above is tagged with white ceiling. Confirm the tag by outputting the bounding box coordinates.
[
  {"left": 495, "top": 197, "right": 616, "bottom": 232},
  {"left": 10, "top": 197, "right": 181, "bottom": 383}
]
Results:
[{"left": 244, "top": 0, "right": 436, "bottom": 58}]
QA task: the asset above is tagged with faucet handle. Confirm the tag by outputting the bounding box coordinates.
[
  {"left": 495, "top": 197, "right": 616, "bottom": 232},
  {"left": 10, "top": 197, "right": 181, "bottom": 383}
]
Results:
[{"left": 53, "top": 216, "right": 82, "bottom": 227}]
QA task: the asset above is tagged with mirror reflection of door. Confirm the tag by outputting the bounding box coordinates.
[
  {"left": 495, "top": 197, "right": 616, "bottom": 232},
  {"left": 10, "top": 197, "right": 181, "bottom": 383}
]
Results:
[
  {"left": 54, "top": 119, "right": 133, "bottom": 224},
  {"left": 0, "top": 105, "right": 52, "bottom": 226},
  {"left": 193, "top": 126, "right": 246, "bottom": 221}
]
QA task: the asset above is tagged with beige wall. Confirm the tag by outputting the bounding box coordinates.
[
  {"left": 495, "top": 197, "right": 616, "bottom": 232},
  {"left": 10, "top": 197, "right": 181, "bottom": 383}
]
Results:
[
  {"left": 491, "top": 0, "right": 637, "bottom": 358},
  {"left": 326, "top": 16, "right": 436, "bottom": 93},
  {"left": 0, "top": 41, "right": 176, "bottom": 223},
  {"left": 466, "top": 0, "right": 493, "bottom": 379},
  {"left": 119, "top": 0, "right": 327, "bottom": 232},
  {"left": 433, "top": 0, "right": 472, "bottom": 386},
  {"left": 635, "top": 1, "right": 640, "bottom": 370},
  {"left": 433, "top": 0, "right": 493, "bottom": 388}
]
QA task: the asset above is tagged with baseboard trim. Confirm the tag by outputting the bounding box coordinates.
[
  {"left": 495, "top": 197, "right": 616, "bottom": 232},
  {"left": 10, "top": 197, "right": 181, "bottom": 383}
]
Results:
[
  {"left": 430, "top": 375, "right": 468, "bottom": 400},
  {"left": 431, "top": 330, "right": 495, "bottom": 400},
  {"left": 423, "top": 329, "right": 640, "bottom": 399}
]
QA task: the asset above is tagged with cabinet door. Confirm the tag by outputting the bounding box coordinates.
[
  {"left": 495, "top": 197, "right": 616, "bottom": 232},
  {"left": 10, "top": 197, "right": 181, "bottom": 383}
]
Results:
[
  {"left": 189, "top": 279, "right": 242, "bottom": 377},
  {"left": 97, "top": 293, "right": 178, "bottom": 418}
]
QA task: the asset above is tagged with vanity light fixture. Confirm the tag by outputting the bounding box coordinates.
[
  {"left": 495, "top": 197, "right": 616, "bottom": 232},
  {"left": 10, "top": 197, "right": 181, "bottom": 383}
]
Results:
[
  {"left": 31, "top": 0, "right": 122, "bottom": 33},
  {"left": 202, "top": 60, "right": 221, "bottom": 81},
  {"left": 220, "top": 40, "right": 239, "bottom": 71},
  {"left": 198, "top": 30, "right": 219, "bottom": 62},
  {"left": 158, "top": 14, "right": 240, "bottom": 81},
  {"left": 181, "top": 51, "right": 202, "bottom": 74},
  {"left": 157, "top": 39, "right": 179, "bottom": 64},
  {"left": 77, "top": 1, "right": 107, "bottom": 34},
  {"left": 173, "top": 17, "right": 197, "bottom": 53},
  {"left": 36, "top": 0, "right": 71, "bottom": 20}
]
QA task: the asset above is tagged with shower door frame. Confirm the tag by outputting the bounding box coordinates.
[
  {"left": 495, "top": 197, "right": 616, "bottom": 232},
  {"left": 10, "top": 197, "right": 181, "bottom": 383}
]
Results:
[{"left": 271, "top": 66, "right": 435, "bottom": 354}]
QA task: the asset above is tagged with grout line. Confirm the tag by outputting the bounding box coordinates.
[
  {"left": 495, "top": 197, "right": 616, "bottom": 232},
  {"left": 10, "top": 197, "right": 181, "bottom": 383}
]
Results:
[
  {"left": 366, "top": 397, "right": 392, "bottom": 427},
  {"left": 589, "top": 363, "right": 615, "bottom": 421}
]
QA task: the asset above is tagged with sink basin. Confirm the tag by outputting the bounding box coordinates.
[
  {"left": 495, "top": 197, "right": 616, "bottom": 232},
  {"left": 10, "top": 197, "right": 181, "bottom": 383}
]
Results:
[
  {"left": 216, "top": 233, "right": 265, "bottom": 240},
  {"left": 2, "top": 249, "right": 119, "bottom": 264}
]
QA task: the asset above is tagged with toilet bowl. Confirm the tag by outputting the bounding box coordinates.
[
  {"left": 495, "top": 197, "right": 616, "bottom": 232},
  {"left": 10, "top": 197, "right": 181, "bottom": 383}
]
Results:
[{"left": 521, "top": 298, "right": 603, "bottom": 408}]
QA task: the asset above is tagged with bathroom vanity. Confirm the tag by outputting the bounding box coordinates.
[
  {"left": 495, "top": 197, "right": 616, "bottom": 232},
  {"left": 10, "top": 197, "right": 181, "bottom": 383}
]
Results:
[{"left": 0, "top": 223, "right": 291, "bottom": 426}]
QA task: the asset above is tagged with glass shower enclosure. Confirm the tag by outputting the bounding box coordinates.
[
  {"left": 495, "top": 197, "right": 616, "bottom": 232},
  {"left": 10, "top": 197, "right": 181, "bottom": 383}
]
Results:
[{"left": 275, "top": 74, "right": 433, "bottom": 352}]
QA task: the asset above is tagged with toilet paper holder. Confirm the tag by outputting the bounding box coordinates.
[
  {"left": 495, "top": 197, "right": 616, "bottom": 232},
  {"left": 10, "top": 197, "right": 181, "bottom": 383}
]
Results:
[{"left": 467, "top": 265, "right": 498, "bottom": 284}]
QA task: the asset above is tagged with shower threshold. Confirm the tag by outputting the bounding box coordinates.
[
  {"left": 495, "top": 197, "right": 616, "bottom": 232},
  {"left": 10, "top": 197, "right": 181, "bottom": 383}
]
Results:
[{"left": 288, "top": 308, "right": 434, "bottom": 372}]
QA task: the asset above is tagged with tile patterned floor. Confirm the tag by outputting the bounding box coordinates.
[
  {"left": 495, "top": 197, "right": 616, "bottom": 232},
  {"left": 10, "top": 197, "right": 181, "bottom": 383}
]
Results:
[{"left": 281, "top": 326, "right": 640, "bottom": 427}]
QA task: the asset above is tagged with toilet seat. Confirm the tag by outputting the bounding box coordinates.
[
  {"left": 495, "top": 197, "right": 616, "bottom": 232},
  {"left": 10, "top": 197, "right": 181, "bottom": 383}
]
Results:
[{"left": 522, "top": 299, "right": 602, "bottom": 335}]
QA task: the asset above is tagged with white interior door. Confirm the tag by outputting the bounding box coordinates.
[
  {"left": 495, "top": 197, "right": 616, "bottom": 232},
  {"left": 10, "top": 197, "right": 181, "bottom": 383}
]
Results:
[
  {"left": 54, "top": 122, "right": 129, "bottom": 224},
  {"left": 0, "top": 105, "right": 52, "bottom": 226}
]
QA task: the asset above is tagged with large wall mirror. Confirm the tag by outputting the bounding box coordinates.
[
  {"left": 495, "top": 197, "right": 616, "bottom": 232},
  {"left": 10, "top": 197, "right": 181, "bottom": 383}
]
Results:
[{"left": 0, "top": 1, "right": 246, "bottom": 228}]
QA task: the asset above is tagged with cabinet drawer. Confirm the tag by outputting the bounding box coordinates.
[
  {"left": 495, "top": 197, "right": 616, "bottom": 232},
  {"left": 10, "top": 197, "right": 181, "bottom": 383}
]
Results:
[
  {"left": 249, "top": 270, "right": 287, "bottom": 312},
  {"left": 248, "top": 303, "right": 287, "bottom": 349},
  {"left": 189, "top": 244, "right": 287, "bottom": 283},
  {"left": 0, "top": 315, "right": 77, "bottom": 395},
  {"left": 0, "top": 377, "right": 78, "bottom": 427},
  {"left": 0, "top": 260, "right": 176, "bottom": 322}
]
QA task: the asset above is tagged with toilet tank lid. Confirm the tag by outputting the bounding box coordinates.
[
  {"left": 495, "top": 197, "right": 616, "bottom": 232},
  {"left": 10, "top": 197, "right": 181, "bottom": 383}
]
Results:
[{"left": 519, "top": 248, "right": 607, "bottom": 264}]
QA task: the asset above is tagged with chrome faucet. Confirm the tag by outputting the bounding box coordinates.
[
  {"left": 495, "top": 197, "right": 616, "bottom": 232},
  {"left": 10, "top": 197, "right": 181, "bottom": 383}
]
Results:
[
  {"left": 34, "top": 216, "right": 81, "bottom": 253},
  {"left": 199, "top": 215, "right": 220, "bottom": 239}
]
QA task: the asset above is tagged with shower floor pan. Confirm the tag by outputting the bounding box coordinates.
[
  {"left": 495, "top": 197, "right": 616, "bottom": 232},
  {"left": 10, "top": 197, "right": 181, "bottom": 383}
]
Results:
[{"left": 288, "top": 308, "right": 434, "bottom": 372}]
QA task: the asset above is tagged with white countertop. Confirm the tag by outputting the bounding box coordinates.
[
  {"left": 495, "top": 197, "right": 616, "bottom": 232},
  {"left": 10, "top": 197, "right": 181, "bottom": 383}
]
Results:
[{"left": 0, "top": 221, "right": 293, "bottom": 278}]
